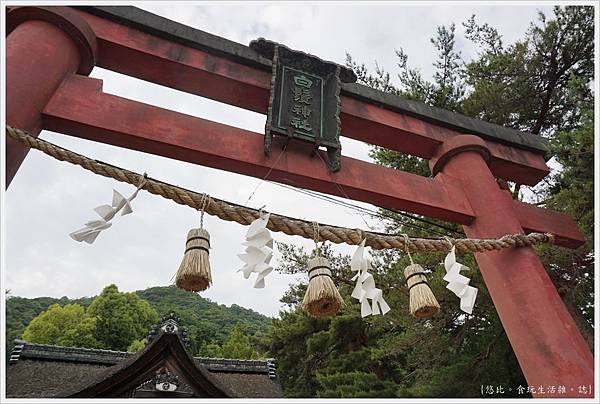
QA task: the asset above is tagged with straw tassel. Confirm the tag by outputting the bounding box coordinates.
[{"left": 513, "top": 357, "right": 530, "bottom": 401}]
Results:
[
  {"left": 302, "top": 223, "right": 344, "bottom": 318},
  {"left": 403, "top": 234, "right": 439, "bottom": 318},
  {"left": 404, "top": 263, "right": 439, "bottom": 318},
  {"left": 176, "top": 227, "right": 212, "bottom": 292},
  {"left": 302, "top": 256, "right": 344, "bottom": 318},
  {"left": 175, "top": 195, "right": 212, "bottom": 292}
]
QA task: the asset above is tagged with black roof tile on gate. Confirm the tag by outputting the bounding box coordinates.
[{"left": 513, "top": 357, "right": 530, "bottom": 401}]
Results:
[{"left": 76, "top": 5, "right": 548, "bottom": 155}]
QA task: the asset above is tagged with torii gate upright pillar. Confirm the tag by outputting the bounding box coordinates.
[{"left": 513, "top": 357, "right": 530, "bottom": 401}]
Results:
[
  {"left": 5, "top": 6, "right": 97, "bottom": 187},
  {"left": 3, "top": 5, "right": 594, "bottom": 398},
  {"left": 430, "top": 135, "right": 594, "bottom": 398}
]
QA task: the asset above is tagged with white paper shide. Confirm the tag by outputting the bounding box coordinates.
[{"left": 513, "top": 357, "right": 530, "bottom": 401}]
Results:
[
  {"left": 443, "top": 245, "right": 478, "bottom": 314},
  {"left": 70, "top": 187, "right": 142, "bottom": 244},
  {"left": 350, "top": 239, "right": 391, "bottom": 317},
  {"left": 238, "top": 213, "right": 274, "bottom": 288}
]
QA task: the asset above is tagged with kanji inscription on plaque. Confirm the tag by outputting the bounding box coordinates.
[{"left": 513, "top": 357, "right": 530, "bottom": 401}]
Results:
[{"left": 249, "top": 38, "right": 357, "bottom": 172}]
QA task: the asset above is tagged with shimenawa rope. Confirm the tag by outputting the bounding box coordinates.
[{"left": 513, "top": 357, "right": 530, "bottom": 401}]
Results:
[{"left": 6, "top": 125, "right": 555, "bottom": 252}]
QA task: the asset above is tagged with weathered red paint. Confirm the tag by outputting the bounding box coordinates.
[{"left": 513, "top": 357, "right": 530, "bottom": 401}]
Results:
[
  {"left": 429, "top": 134, "right": 491, "bottom": 175},
  {"left": 512, "top": 200, "right": 586, "bottom": 249},
  {"left": 73, "top": 9, "right": 550, "bottom": 186},
  {"left": 5, "top": 7, "right": 592, "bottom": 396},
  {"left": 5, "top": 6, "right": 97, "bottom": 187},
  {"left": 41, "top": 75, "right": 475, "bottom": 225},
  {"left": 7, "top": 6, "right": 98, "bottom": 75},
  {"left": 340, "top": 96, "right": 550, "bottom": 186},
  {"left": 41, "top": 75, "right": 584, "bottom": 249},
  {"left": 430, "top": 135, "right": 593, "bottom": 398},
  {"left": 82, "top": 10, "right": 271, "bottom": 115},
  {"left": 430, "top": 136, "right": 585, "bottom": 248}
]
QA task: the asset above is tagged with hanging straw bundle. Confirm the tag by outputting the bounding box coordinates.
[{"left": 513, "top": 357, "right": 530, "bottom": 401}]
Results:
[
  {"left": 303, "top": 256, "right": 344, "bottom": 317},
  {"left": 404, "top": 263, "right": 439, "bottom": 318},
  {"left": 175, "top": 195, "right": 212, "bottom": 292},
  {"left": 176, "top": 227, "right": 212, "bottom": 292},
  {"left": 402, "top": 235, "right": 439, "bottom": 318}
]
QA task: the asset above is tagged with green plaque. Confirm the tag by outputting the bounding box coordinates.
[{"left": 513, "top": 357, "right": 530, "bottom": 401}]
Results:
[{"left": 250, "top": 38, "right": 357, "bottom": 172}]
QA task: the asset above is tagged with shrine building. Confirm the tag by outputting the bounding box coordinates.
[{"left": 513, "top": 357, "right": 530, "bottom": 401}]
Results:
[
  {"left": 6, "top": 314, "right": 283, "bottom": 398},
  {"left": 4, "top": 4, "right": 594, "bottom": 399}
]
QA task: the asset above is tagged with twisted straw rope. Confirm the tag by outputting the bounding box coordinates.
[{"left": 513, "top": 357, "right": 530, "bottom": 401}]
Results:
[{"left": 6, "top": 125, "right": 554, "bottom": 252}]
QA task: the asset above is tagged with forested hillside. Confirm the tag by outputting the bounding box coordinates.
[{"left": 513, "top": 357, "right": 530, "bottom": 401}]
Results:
[
  {"left": 6, "top": 295, "right": 93, "bottom": 357},
  {"left": 4, "top": 5, "right": 593, "bottom": 398},
  {"left": 6, "top": 285, "right": 271, "bottom": 357},
  {"left": 136, "top": 286, "right": 272, "bottom": 354}
]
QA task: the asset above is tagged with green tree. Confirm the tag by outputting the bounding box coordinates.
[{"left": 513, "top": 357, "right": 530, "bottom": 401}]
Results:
[
  {"left": 204, "top": 324, "right": 261, "bottom": 359},
  {"left": 463, "top": 7, "right": 594, "bottom": 137},
  {"left": 6, "top": 295, "right": 94, "bottom": 361},
  {"left": 87, "top": 284, "right": 159, "bottom": 351},
  {"left": 136, "top": 285, "right": 271, "bottom": 355},
  {"left": 127, "top": 338, "right": 147, "bottom": 352},
  {"left": 22, "top": 303, "right": 101, "bottom": 348},
  {"left": 267, "top": 5, "right": 593, "bottom": 398},
  {"left": 536, "top": 86, "right": 594, "bottom": 346},
  {"left": 7, "top": 285, "right": 272, "bottom": 360},
  {"left": 62, "top": 314, "right": 100, "bottom": 348}
]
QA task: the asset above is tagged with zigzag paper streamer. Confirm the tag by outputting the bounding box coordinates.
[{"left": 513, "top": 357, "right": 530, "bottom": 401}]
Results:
[
  {"left": 69, "top": 219, "right": 112, "bottom": 244},
  {"left": 237, "top": 213, "right": 274, "bottom": 288},
  {"left": 443, "top": 245, "right": 478, "bottom": 314},
  {"left": 70, "top": 185, "right": 143, "bottom": 244},
  {"left": 350, "top": 239, "right": 391, "bottom": 317},
  {"left": 94, "top": 188, "right": 141, "bottom": 221}
]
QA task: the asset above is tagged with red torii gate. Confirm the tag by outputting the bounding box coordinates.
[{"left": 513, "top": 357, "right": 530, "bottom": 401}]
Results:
[{"left": 5, "top": 6, "right": 594, "bottom": 397}]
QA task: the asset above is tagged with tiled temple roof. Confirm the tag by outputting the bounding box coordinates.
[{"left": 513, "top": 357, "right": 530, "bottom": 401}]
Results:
[
  {"left": 10, "top": 339, "right": 277, "bottom": 375},
  {"left": 7, "top": 337, "right": 282, "bottom": 397}
]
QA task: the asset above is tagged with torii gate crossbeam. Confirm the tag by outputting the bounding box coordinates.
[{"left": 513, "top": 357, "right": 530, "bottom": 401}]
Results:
[{"left": 5, "top": 6, "right": 594, "bottom": 398}]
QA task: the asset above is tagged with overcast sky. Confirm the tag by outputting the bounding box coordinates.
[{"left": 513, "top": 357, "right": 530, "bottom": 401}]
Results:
[{"left": 5, "top": 2, "right": 553, "bottom": 317}]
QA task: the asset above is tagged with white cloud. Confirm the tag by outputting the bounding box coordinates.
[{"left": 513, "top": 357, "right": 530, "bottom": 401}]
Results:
[{"left": 6, "top": 3, "right": 552, "bottom": 317}]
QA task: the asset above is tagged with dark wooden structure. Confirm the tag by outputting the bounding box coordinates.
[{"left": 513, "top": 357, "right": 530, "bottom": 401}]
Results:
[
  {"left": 5, "top": 6, "right": 594, "bottom": 397},
  {"left": 6, "top": 315, "right": 282, "bottom": 398}
]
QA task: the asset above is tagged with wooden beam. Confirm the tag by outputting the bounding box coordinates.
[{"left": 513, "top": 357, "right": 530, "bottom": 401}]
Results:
[
  {"left": 76, "top": 6, "right": 549, "bottom": 154},
  {"left": 41, "top": 75, "right": 583, "bottom": 249},
  {"left": 74, "top": 9, "right": 550, "bottom": 186},
  {"left": 339, "top": 97, "right": 550, "bottom": 186},
  {"left": 512, "top": 200, "right": 585, "bottom": 249},
  {"left": 42, "top": 74, "right": 475, "bottom": 225},
  {"left": 431, "top": 136, "right": 592, "bottom": 396}
]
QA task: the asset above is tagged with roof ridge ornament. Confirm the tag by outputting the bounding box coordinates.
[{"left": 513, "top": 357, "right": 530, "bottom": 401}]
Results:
[
  {"left": 147, "top": 313, "right": 190, "bottom": 348},
  {"left": 249, "top": 38, "right": 357, "bottom": 172},
  {"left": 152, "top": 369, "right": 185, "bottom": 393}
]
